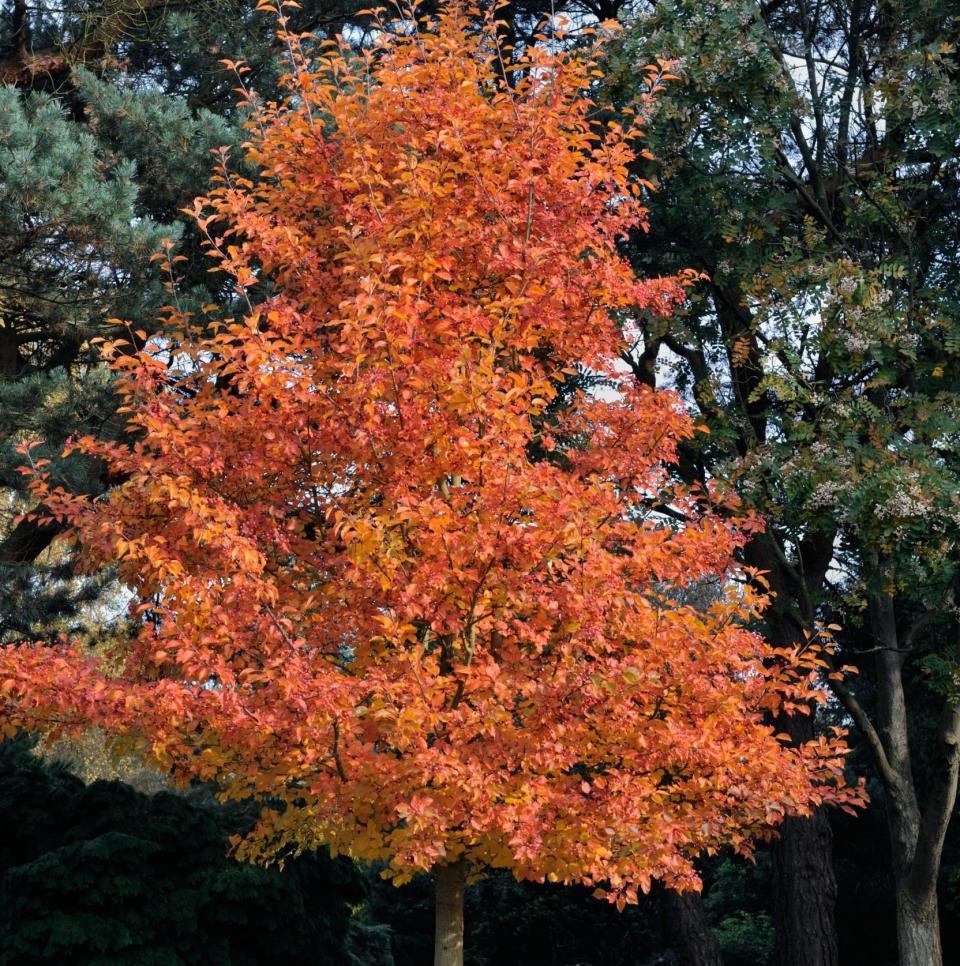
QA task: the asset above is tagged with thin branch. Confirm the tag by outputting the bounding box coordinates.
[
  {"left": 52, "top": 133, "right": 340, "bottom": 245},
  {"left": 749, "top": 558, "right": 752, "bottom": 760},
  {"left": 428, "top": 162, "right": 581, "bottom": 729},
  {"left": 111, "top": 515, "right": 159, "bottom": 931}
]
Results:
[
  {"left": 825, "top": 660, "right": 902, "bottom": 795},
  {"left": 332, "top": 719, "right": 348, "bottom": 781}
]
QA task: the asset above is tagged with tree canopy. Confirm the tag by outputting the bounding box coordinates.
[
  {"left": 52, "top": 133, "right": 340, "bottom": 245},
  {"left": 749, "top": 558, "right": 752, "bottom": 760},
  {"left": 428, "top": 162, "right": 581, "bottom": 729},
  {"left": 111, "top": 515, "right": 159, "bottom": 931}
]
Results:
[{"left": 0, "top": 2, "right": 861, "bottom": 938}]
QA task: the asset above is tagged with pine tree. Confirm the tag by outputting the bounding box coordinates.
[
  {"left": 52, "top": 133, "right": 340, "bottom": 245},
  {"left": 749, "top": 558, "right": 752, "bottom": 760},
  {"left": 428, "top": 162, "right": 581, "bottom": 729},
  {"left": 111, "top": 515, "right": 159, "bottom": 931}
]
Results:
[
  {"left": 0, "top": 735, "right": 383, "bottom": 965},
  {"left": 0, "top": 2, "right": 250, "bottom": 640}
]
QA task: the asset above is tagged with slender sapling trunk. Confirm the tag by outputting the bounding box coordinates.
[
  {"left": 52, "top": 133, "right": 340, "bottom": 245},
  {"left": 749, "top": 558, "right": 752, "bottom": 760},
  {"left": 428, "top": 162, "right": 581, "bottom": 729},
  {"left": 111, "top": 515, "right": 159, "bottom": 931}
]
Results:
[{"left": 434, "top": 857, "right": 466, "bottom": 966}]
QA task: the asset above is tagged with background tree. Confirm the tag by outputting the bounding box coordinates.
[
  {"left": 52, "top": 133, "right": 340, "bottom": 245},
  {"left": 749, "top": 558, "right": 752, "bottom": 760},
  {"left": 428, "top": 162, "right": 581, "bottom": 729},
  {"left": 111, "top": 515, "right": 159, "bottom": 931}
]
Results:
[
  {"left": 603, "top": 0, "right": 960, "bottom": 962},
  {"left": 0, "top": 0, "right": 247, "bottom": 640},
  {"left": 0, "top": 0, "right": 413, "bottom": 639},
  {"left": 0, "top": 6, "right": 861, "bottom": 966},
  {"left": 0, "top": 735, "right": 386, "bottom": 966}
]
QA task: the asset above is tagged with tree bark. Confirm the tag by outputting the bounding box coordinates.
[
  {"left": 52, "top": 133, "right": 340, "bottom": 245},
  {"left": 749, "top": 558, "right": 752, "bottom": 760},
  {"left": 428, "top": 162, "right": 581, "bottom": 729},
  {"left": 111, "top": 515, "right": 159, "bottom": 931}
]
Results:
[
  {"left": 895, "top": 884, "right": 942, "bottom": 966},
  {"left": 770, "top": 698, "right": 838, "bottom": 966},
  {"left": 870, "top": 576, "right": 943, "bottom": 966},
  {"left": 434, "top": 857, "right": 466, "bottom": 966},
  {"left": 771, "top": 805, "right": 838, "bottom": 966},
  {"left": 830, "top": 656, "right": 956, "bottom": 966},
  {"left": 663, "top": 888, "right": 724, "bottom": 966},
  {"left": 829, "top": 563, "right": 960, "bottom": 966},
  {"left": 743, "top": 537, "right": 840, "bottom": 966}
]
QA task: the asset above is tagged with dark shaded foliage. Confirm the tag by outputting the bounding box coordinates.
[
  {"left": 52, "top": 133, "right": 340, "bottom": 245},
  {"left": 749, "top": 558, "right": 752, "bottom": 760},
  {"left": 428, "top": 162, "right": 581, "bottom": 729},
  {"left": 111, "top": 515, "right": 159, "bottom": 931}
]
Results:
[{"left": 0, "top": 736, "right": 378, "bottom": 965}]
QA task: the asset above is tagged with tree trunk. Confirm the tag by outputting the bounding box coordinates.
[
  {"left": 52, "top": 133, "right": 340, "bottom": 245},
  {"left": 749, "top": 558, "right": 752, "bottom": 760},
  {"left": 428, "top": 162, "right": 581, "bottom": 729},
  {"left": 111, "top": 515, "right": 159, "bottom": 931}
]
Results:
[
  {"left": 771, "top": 807, "right": 838, "bottom": 966},
  {"left": 0, "top": 324, "right": 20, "bottom": 377},
  {"left": 663, "top": 888, "right": 724, "bottom": 966},
  {"left": 853, "top": 572, "right": 960, "bottom": 966},
  {"left": 895, "top": 884, "right": 942, "bottom": 966},
  {"left": 434, "top": 857, "right": 466, "bottom": 966},
  {"left": 768, "top": 635, "right": 839, "bottom": 966},
  {"left": 740, "top": 535, "right": 841, "bottom": 966}
]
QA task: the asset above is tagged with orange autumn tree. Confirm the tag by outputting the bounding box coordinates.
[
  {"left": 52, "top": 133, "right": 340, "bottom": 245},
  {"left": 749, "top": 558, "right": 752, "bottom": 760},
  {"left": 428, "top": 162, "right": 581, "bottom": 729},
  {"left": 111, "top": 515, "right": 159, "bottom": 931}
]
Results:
[{"left": 0, "top": 4, "right": 863, "bottom": 964}]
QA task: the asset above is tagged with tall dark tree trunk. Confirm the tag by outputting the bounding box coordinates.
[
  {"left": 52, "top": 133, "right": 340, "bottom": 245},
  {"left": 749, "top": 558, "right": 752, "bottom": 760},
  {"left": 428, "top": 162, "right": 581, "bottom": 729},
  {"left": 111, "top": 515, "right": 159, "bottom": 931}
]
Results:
[
  {"left": 828, "top": 563, "right": 960, "bottom": 966},
  {"left": 663, "top": 888, "right": 724, "bottom": 966},
  {"left": 894, "top": 883, "right": 942, "bottom": 966},
  {"left": 868, "top": 576, "right": 957, "bottom": 966},
  {"left": 771, "top": 806, "right": 838, "bottom": 966},
  {"left": 770, "top": 704, "right": 838, "bottom": 966},
  {"left": 434, "top": 858, "right": 466, "bottom": 966},
  {"left": 744, "top": 537, "right": 841, "bottom": 966}
]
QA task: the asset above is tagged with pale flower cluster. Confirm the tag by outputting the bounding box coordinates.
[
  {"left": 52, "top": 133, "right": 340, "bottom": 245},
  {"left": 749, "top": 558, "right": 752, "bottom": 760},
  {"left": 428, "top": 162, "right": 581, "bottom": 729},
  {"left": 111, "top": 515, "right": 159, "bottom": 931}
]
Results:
[
  {"left": 934, "top": 84, "right": 953, "bottom": 113},
  {"left": 808, "top": 480, "right": 846, "bottom": 510},
  {"left": 874, "top": 481, "right": 930, "bottom": 521},
  {"left": 898, "top": 331, "right": 920, "bottom": 351},
  {"left": 809, "top": 441, "right": 833, "bottom": 459},
  {"left": 843, "top": 330, "right": 872, "bottom": 352}
]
